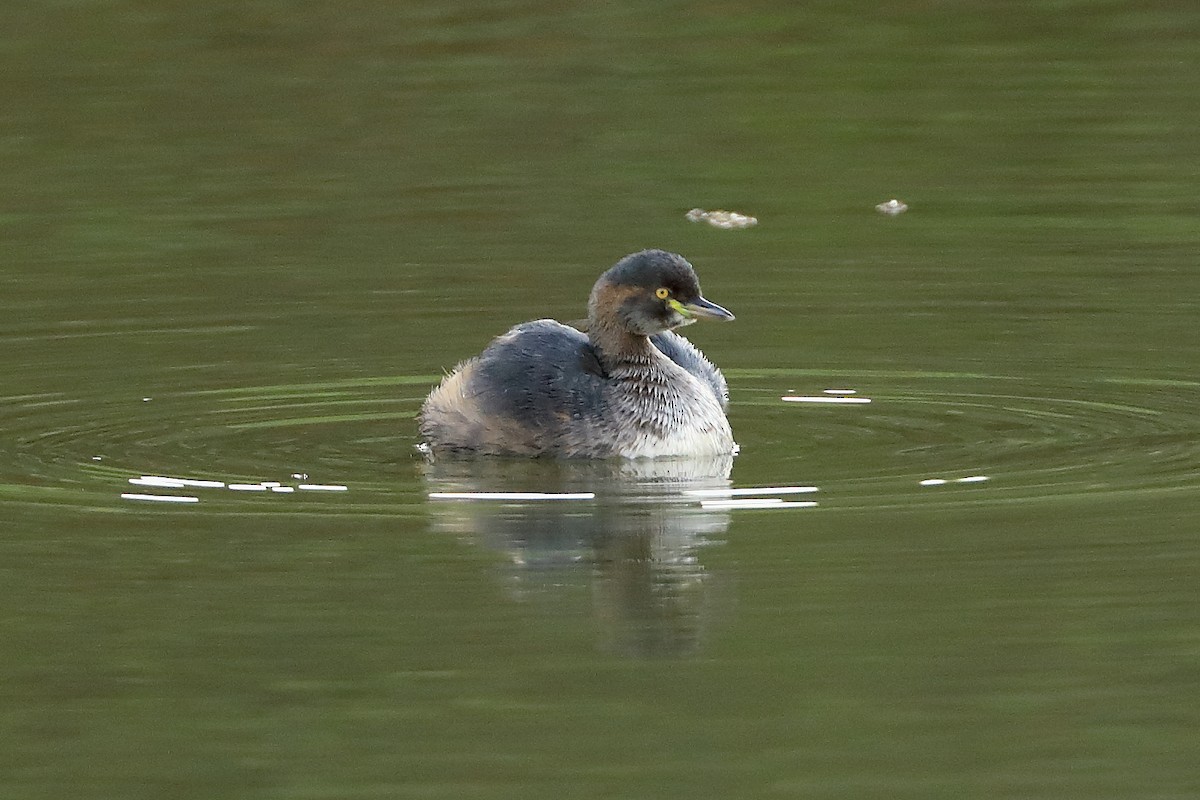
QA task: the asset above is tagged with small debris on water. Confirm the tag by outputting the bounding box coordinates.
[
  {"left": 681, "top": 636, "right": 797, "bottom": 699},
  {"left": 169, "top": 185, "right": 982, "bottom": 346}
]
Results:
[
  {"left": 875, "top": 199, "right": 908, "bottom": 216},
  {"left": 686, "top": 208, "right": 758, "bottom": 229}
]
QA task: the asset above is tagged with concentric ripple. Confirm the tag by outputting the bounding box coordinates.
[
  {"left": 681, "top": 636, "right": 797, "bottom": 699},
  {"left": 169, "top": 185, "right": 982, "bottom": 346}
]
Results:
[
  {"left": 2, "top": 370, "right": 1198, "bottom": 514},
  {"left": 729, "top": 369, "right": 1200, "bottom": 510},
  {"left": 1, "top": 375, "right": 434, "bottom": 516}
]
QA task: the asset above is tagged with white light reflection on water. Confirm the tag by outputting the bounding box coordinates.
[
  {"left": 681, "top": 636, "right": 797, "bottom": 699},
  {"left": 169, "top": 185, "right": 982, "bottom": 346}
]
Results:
[
  {"left": 685, "top": 486, "right": 818, "bottom": 497},
  {"left": 119, "top": 473, "right": 349, "bottom": 502},
  {"left": 921, "top": 476, "right": 991, "bottom": 486},
  {"left": 699, "top": 499, "right": 818, "bottom": 510},
  {"left": 782, "top": 395, "right": 873, "bottom": 404},
  {"left": 130, "top": 475, "right": 226, "bottom": 488},
  {"left": 429, "top": 491, "right": 597, "bottom": 501},
  {"left": 120, "top": 493, "right": 199, "bottom": 504}
]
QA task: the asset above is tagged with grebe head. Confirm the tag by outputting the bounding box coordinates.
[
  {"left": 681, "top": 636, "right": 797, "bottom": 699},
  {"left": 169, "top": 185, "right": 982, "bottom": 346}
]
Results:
[{"left": 587, "top": 249, "right": 734, "bottom": 336}]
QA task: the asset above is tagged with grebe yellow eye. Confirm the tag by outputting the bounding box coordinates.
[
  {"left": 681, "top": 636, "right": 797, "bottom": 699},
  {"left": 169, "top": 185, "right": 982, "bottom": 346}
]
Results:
[{"left": 655, "top": 287, "right": 670, "bottom": 300}]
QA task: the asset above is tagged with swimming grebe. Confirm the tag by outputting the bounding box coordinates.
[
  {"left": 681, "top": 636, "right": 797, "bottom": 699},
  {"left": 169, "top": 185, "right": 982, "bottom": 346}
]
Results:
[{"left": 419, "top": 249, "right": 736, "bottom": 459}]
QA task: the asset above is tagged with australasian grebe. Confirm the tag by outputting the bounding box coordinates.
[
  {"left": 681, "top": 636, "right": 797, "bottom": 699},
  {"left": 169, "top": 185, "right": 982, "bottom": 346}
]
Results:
[{"left": 419, "top": 249, "right": 737, "bottom": 459}]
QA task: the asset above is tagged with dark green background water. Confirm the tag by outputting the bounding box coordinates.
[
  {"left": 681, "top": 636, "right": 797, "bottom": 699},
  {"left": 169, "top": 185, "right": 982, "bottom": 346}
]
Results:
[{"left": 3, "top": 2, "right": 1199, "bottom": 798}]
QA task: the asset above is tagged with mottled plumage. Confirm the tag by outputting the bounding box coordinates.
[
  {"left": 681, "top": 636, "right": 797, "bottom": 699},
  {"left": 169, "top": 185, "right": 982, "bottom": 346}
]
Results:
[{"left": 419, "top": 250, "right": 735, "bottom": 458}]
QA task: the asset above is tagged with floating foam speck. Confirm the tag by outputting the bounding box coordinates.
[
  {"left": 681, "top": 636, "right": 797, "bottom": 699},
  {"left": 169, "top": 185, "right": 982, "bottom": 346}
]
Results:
[
  {"left": 429, "top": 491, "right": 595, "bottom": 501},
  {"left": 686, "top": 208, "right": 758, "bottom": 229},
  {"left": 876, "top": 199, "right": 908, "bottom": 215},
  {"left": 121, "top": 493, "right": 199, "bottom": 504}
]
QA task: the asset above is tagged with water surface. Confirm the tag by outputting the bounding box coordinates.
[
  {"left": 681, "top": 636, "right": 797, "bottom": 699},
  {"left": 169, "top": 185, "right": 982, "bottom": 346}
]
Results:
[{"left": 2, "top": 3, "right": 1199, "bottom": 798}]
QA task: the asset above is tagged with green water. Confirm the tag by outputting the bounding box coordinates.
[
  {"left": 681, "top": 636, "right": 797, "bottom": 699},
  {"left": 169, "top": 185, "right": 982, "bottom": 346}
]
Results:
[{"left": 3, "top": 3, "right": 1199, "bottom": 798}]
